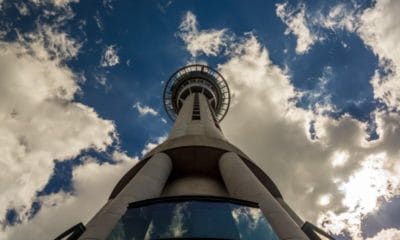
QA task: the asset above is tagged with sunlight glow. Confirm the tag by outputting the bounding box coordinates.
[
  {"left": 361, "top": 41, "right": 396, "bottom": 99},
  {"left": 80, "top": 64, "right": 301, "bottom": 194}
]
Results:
[
  {"left": 331, "top": 150, "right": 349, "bottom": 167},
  {"left": 340, "top": 153, "right": 392, "bottom": 213},
  {"left": 318, "top": 152, "right": 400, "bottom": 239},
  {"left": 318, "top": 194, "right": 331, "bottom": 206}
]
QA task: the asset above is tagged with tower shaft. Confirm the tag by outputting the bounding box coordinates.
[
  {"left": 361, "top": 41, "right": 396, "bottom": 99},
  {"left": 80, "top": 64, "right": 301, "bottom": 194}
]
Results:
[
  {"left": 169, "top": 93, "right": 224, "bottom": 140},
  {"left": 57, "top": 65, "right": 333, "bottom": 240},
  {"left": 79, "top": 90, "right": 307, "bottom": 240}
]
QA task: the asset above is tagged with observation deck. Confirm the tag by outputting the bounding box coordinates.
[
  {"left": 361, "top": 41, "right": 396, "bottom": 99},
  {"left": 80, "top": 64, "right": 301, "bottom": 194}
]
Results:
[{"left": 163, "top": 64, "right": 230, "bottom": 122}]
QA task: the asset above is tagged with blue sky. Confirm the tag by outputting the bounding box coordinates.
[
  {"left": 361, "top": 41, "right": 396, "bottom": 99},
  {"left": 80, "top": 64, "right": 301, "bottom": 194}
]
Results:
[{"left": 1, "top": 0, "right": 400, "bottom": 239}]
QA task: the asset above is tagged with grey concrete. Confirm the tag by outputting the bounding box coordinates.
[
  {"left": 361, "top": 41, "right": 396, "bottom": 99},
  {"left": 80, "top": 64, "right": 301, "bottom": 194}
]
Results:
[
  {"left": 277, "top": 197, "right": 305, "bottom": 227},
  {"left": 168, "top": 94, "right": 194, "bottom": 139},
  {"left": 198, "top": 93, "right": 225, "bottom": 139},
  {"left": 79, "top": 153, "right": 172, "bottom": 240},
  {"left": 144, "top": 134, "right": 251, "bottom": 161},
  {"left": 162, "top": 175, "right": 228, "bottom": 197},
  {"left": 219, "top": 152, "right": 308, "bottom": 240},
  {"left": 169, "top": 93, "right": 225, "bottom": 141}
]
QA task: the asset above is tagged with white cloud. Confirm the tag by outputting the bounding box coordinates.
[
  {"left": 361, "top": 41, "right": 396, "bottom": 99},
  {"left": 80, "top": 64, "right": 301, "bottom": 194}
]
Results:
[
  {"left": 15, "top": 2, "right": 30, "bottom": 16},
  {"left": 318, "top": 4, "right": 356, "bottom": 32},
  {"left": 133, "top": 102, "right": 159, "bottom": 117},
  {"left": 301, "top": 65, "right": 335, "bottom": 112},
  {"left": 51, "top": 0, "right": 79, "bottom": 8},
  {"left": 219, "top": 36, "right": 339, "bottom": 225},
  {"left": 180, "top": 8, "right": 400, "bottom": 239},
  {"left": 100, "top": 45, "right": 119, "bottom": 67},
  {"left": 177, "top": 11, "right": 231, "bottom": 57},
  {"left": 31, "top": 24, "right": 82, "bottom": 60},
  {"left": 4, "top": 152, "right": 138, "bottom": 240},
  {"left": 214, "top": 32, "right": 400, "bottom": 240},
  {"left": 307, "top": 3, "right": 400, "bottom": 235},
  {"left": 366, "top": 228, "right": 400, "bottom": 240},
  {"left": 94, "top": 73, "right": 112, "bottom": 92},
  {"left": 317, "top": 194, "right": 332, "bottom": 206},
  {"left": 276, "top": 2, "right": 318, "bottom": 54},
  {"left": 175, "top": 9, "right": 400, "bottom": 239},
  {"left": 4, "top": 5, "right": 399, "bottom": 240},
  {"left": 330, "top": 150, "right": 350, "bottom": 167},
  {"left": 3, "top": 132, "right": 167, "bottom": 239},
  {"left": 185, "top": 58, "right": 208, "bottom": 66},
  {"left": 141, "top": 135, "right": 167, "bottom": 156},
  {"left": 165, "top": 202, "right": 189, "bottom": 237},
  {"left": 30, "top": 0, "right": 79, "bottom": 8},
  {"left": 0, "top": 24, "right": 115, "bottom": 232},
  {"left": 319, "top": 152, "right": 400, "bottom": 238},
  {"left": 357, "top": 0, "right": 400, "bottom": 111},
  {"left": 311, "top": 0, "right": 400, "bottom": 112}
]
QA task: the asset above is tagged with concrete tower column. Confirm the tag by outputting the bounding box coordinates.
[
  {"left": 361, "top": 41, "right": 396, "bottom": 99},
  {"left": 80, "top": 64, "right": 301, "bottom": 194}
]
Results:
[
  {"left": 276, "top": 197, "right": 305, "bottom": 227},
  {"left": 198, "top": 93, "right": 225, "bottom": 139},
  {"left": 169, "top": 92, "right": 225, "bottom": 140},
  {"left": 168, "top": 94, "right": 195, "bottom": 139},
  {"left": 219, "top": 152, "right": 309, "bottom": 240},
  {"left": 79, "top": 152, "right": 172, "bottom": 240}
]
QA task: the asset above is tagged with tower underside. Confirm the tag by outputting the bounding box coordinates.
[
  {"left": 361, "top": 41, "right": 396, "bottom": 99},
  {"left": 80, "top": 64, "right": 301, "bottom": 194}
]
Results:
[{"left": 58, "top": 65, "right": 333, "bottom": 240}]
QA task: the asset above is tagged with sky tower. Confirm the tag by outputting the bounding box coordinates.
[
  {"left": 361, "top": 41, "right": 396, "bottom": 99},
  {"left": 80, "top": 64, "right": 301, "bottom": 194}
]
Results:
[{"left": 58, "top": 65, "right": 333, "bottom": 240}]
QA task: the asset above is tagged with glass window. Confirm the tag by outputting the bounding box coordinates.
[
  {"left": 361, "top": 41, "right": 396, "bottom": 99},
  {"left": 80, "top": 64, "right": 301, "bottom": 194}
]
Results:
[{"left": 107, "top": 198, "right": 279, "bottom": 240}]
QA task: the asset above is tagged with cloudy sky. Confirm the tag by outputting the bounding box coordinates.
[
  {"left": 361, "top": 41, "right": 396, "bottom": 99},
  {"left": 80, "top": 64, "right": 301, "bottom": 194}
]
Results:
[{"left": 0, "top": 0, "right": 400, "bottom": 239}]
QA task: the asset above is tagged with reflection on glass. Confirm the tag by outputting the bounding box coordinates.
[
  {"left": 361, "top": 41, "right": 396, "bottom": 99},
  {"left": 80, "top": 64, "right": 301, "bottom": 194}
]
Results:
[{"left": 107, "top": 199, "right": 279, "bottom": 240}]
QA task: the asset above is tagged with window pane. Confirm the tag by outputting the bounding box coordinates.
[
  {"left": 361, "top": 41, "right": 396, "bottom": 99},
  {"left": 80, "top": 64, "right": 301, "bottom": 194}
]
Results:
[{"left": 107, "top": 199, "right": 279, "bottom": 240}]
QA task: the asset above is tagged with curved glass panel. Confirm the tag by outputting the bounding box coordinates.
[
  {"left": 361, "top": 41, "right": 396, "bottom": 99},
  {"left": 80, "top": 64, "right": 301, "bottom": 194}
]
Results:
[{"left": 107, "top": 199, "right": 279, "bottom": 240}]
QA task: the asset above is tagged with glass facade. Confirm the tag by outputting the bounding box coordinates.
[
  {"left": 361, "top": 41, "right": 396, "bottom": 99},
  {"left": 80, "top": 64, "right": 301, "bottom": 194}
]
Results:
[{"left": 107, "top": 198, "right": 279, "bottom": 240}]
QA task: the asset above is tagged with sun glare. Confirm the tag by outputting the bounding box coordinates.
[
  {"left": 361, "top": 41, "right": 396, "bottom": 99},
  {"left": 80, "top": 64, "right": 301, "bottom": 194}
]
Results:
[
  {"left": 331, "top": 151, "right": 349, "bottom": 167},
  {"left": 318, "top": 194, "right": 331, "bottom": 206},
  {"left": 319, "top": 152, "right": 399, "bottom": 239},
  {"left": 340, "top": 153, "right": 393, "bottom": 213}
]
